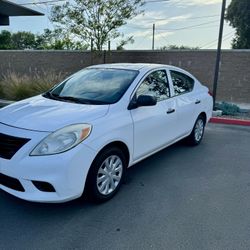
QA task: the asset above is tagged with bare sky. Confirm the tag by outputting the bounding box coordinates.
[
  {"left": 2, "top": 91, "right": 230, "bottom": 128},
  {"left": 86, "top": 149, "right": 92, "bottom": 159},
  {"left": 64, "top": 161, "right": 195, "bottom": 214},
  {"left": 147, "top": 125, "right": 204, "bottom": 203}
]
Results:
[{"left": 1, "top": 0, "right": 234, "bottom": 50}]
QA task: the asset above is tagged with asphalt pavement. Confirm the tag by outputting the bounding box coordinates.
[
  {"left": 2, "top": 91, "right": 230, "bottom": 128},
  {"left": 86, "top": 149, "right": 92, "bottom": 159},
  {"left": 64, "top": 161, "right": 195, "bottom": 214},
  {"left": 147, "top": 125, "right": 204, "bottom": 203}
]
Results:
[{"left": 1, "top": 123, "right": 250, "bottom": 250}]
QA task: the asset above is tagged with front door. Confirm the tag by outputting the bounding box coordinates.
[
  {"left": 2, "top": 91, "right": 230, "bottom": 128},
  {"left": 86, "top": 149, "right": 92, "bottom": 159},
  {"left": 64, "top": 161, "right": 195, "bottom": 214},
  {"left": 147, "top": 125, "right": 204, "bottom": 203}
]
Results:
[{"left": 130, "top": 69, "right": 178, "bottom": 161}]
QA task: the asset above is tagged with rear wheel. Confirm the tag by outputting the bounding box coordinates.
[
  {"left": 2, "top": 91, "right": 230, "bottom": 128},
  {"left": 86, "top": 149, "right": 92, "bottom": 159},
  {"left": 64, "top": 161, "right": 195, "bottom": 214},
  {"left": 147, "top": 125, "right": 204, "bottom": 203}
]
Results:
[
  {"left": 187, "top": 115, "right": 205, "bottom": 146},
  {"left": 85, "top": 147, "right": 127, "bottom": 202}
]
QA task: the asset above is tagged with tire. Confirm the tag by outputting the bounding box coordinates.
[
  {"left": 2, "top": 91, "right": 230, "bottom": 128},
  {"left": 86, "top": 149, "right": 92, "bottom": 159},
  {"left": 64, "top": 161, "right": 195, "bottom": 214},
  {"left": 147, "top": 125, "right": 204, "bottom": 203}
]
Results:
[
  {"left": 85, "top": 147, "right": 127, "bottom": 203},
  {"left": 187, "top": 115, "right": 205, "bottom": 146}
]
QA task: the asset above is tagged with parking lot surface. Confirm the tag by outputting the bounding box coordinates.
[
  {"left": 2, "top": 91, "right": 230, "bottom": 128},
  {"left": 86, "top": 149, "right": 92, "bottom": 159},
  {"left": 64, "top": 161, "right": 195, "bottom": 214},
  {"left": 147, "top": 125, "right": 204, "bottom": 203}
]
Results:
[{"left": 1, "top": 123, "right": 250, "bottom": 250}]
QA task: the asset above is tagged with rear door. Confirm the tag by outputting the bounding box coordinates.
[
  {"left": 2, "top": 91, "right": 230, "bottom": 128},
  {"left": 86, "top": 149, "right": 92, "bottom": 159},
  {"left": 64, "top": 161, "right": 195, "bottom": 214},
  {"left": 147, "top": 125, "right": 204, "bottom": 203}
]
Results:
[
  {"left": 168, "top": 70, "right": 199, "bottom": 136},
  {"left": 130, "top": 69, "right": 179, "bottom": 161}
]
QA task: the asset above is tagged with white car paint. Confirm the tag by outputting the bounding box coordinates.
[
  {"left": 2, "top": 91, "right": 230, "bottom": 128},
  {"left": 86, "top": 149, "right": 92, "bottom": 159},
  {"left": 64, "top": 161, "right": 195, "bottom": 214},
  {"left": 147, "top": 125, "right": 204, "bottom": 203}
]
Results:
[
  {"left": 0, "top": 63, "right": 213, "bottom": 202},
  {"left": 0, "top": 95, "right": 109, "bottom": 131}
]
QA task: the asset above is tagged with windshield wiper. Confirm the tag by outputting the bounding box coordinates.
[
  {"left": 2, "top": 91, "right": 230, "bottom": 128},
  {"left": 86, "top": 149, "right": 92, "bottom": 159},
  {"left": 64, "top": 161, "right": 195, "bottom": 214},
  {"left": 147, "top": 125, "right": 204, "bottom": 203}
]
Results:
[
  {"left": 55, "top": 95, "right": 88, "bottom": 104},
  {"left": 43, "top": 91, "right": 60, "bottom": 100},
  {"left": 43, "top": 92, "right": 83, "bottom": 103},
  {"left": 80, "top": 99, "right": 111, "bottom": 105},
  {"left": 43, "top": 92, "right": 110, "bottom": 105}
]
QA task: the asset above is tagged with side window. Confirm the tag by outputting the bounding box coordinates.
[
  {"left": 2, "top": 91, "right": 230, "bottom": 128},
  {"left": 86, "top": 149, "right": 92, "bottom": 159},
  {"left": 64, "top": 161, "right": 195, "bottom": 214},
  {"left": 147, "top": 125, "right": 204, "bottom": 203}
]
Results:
[
  {"left": 136, "top": 70, "right": 170, "bottom": 102},
  {"left": 170, "top": 70, "right": 194, "bottom": 96}
]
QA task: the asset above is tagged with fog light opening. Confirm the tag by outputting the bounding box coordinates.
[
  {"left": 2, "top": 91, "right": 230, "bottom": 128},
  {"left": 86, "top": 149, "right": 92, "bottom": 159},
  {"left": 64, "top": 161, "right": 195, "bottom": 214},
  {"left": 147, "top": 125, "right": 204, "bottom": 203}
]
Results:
[{"left": 32, "top": 181, "right": 56, "bottom": 192}]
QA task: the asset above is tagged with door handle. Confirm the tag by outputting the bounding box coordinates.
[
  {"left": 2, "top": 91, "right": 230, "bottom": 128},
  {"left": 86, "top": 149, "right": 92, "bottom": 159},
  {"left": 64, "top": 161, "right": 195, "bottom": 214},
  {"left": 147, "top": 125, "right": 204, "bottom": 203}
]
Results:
[
  {"left": 195, "top": 100, "right": 201, "bottom": 104},
  {"left": 166, "top": 108, "right": 175, "bottom": 114}
]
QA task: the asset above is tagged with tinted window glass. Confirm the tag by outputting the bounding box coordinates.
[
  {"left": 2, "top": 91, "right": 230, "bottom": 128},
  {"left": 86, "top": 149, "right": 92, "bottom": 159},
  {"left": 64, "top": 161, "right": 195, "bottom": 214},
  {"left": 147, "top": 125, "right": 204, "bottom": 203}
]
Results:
[
  {"left": 170, "top": 70, "right": 194, "bottom": 96},
  {"left": 136, "top": 70, "right": 170, "bottom": 101},
  {"left": 49, "top": 68, "right": 138, "bottom": 104}
]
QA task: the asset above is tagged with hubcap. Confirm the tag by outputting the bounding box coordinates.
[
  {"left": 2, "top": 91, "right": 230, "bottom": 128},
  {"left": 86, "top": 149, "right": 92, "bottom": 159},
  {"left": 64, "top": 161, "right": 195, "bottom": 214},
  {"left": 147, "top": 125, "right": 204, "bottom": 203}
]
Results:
[
  {"left": 97, "top": 155, "right": 123, "bottom": 195},
  {"left": 194, "top": 119, "right": 204, "bottom": 142}
]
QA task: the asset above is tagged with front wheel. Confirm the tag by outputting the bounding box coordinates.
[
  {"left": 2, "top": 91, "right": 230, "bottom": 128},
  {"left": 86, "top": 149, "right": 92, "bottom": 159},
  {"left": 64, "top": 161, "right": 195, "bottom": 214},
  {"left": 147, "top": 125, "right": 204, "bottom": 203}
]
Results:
[
  {"left": 85, "top": 147, "right": 127, "bottom": 202},
  {"left": 187, "top": 116, "right": 205, "bottom": 146}
]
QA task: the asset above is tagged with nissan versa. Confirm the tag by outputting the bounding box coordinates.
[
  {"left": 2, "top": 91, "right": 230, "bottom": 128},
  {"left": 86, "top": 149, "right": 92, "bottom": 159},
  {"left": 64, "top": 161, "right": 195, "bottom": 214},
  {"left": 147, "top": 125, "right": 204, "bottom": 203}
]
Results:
[{"left": 0, "top": 63, "right": 213, "bottom": 202}]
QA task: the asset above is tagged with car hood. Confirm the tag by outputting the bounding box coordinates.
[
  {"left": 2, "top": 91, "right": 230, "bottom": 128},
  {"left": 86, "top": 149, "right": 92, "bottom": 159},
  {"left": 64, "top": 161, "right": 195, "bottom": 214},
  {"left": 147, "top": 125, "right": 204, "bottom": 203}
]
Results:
[{"left": 0, "top": 95, "right": 109, "bottom": 132}]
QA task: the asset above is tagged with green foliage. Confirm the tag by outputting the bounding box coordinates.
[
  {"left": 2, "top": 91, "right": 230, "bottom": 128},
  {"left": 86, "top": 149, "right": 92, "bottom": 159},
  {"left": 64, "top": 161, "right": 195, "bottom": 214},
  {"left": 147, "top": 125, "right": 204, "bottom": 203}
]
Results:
[
  {"left": 11, "top": 32, "right": 36, "bottom": 49},
  {"left": 0, "top": 71, "right": 65, "bottom": 101},
  {"left": 159, "top": 45, "right": 200, "bottom": 50},
  {"left": 50, "top": 0, "right": 144, "bottom": 51},
  {"left": 215, "top": 102, "right": 240, "bottom": 116},
  {"left": 0, "top": 30, "right": 12, "bottom": 49},
  {"left": 0, "top": 30, "right": 36, "bottom": 49},
  {"left": 36, "top": 29, "right": 88, "bottom": 50},
  {"left": 0, "top": 30, "right": 88, "bottom": 50},
  {"left": 225, "top": 0, "right": 250, "bottom": 49},
  {"left": 116, "top": 36, "right": 134, "bottom": 50}
]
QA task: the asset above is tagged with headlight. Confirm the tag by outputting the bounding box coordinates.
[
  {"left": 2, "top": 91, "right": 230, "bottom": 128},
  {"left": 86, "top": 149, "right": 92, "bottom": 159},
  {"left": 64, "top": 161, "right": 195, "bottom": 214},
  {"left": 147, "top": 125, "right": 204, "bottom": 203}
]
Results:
[{"left": 30, "top": 124, "right": 92, "bottom": 156}]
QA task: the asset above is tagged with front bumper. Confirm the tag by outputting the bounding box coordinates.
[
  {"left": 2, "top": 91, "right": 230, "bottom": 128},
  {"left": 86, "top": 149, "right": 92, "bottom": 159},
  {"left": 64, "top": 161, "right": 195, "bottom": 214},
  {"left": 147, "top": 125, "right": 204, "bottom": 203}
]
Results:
[{"left": 0, "top": 123, "right": 97, "bottom": 203}]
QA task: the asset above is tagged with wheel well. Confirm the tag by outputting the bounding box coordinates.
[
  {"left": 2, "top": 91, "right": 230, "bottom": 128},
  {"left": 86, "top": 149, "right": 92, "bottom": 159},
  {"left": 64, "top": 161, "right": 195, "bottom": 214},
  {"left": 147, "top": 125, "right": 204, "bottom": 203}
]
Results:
[
  {"left": 199, "top": 112, "right": 207, "bottom": 123},
  {"left": 84, "top": 141, "right": 130, "bottom": 194},
  {"left": 95, "top": 141, "right": 130, "bottom": 166}
]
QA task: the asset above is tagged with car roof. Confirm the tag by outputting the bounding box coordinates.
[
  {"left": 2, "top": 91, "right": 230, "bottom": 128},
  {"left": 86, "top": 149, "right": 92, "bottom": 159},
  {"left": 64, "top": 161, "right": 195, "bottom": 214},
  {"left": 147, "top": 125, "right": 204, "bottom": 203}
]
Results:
[
  {"left": 88, "top": 63, "right": 172, "bottom": 71},
  {"left": 87, "top": 63, "right": 195, "bottom": 80}
]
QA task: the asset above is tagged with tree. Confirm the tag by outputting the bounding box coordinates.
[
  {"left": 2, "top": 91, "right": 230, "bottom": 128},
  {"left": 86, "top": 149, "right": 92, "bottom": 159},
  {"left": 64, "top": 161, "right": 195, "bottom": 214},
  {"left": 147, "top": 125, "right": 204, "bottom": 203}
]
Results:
[
  {"left": 11, "top": 31, "right": 36, "bottom": 49},
  {"left": 0, "top": 30, "right": 36, "bottom": 49},
  {"left": 50, "top": 0, "right": 144, "bottom": 51},
  {"left": 116, "top": 36, "right": 134, "bottom": 50},
  {"left": 0, "top": 29, "right": 88, "bottom": 50},
  {"left": 159, "top": 45, "right": 200, "bottom": 50},
  {"left": 0, "top": 30, "right": 12, "bottom": 49},
  {"left": 225, "top": 0, "right": 250, "bottom": 49},
  {"left": 36, "top": 29, "right": 88, "bottom": 50}
]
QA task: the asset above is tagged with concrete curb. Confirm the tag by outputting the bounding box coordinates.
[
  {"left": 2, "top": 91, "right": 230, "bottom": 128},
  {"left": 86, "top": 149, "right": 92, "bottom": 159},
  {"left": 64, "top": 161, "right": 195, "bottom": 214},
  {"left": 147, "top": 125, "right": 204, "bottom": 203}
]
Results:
[{"left": 210, "top": 117, "right": 250, "bottom": 126}]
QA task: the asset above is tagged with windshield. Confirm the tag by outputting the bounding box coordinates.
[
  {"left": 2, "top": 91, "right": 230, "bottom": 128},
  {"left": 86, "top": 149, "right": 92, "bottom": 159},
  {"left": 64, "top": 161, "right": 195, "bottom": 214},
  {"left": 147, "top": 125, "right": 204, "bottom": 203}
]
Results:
[{"left": 44, "top": 68, "right": 139, "bottom": 105}]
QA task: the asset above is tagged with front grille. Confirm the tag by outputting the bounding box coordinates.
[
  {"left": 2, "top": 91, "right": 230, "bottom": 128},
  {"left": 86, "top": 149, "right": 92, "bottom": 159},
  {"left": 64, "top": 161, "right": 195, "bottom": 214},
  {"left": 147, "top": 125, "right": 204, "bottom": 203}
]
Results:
[
  {"left": 0, "top": 133, "right": 30, "bottom": 160},
  {"left": 0, "top": 173, "right": 25, "bottom": 192}
]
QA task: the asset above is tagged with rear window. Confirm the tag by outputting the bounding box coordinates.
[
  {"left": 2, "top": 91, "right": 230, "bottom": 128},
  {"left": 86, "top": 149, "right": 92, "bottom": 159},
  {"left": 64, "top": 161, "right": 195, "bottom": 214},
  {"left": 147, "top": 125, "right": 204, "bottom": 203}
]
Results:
[{"left": 170, "top": 70, "right": 194, "bottom": 96}]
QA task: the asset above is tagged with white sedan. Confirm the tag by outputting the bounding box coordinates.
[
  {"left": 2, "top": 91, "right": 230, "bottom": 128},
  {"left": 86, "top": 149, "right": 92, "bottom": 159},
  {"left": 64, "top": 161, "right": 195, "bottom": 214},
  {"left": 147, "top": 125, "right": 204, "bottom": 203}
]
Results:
[{"left": 0, "top": 63, "right": 213, "bottom": 203}]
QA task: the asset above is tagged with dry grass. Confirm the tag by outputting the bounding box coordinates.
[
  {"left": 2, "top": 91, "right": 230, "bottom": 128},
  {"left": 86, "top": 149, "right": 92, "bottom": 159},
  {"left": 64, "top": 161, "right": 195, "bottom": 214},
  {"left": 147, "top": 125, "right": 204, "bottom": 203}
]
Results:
[{"left": 0, "top": 71, "right": 66, "bottom": 101}]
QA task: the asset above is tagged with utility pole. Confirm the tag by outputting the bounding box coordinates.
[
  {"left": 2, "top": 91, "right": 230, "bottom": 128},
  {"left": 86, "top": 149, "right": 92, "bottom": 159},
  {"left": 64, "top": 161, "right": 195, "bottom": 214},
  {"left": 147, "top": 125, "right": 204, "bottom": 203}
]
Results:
[
  {"left": 212, "top": 0, "right": 226, "bottom": 108},
  {"left": 108, "top": 41, "right": 111, "bottom": 51},
  {"left": 90, "top": 38, "right": 93, "bottom": 65},
  {"left": 103, "top": 50, "right": 106, "bottom": 64},
  {"left": 152, "top": 23, "right": 155, "bottom": 50},
  {"left": 90, "top": 38, "right": 93, "bottom": 51}
]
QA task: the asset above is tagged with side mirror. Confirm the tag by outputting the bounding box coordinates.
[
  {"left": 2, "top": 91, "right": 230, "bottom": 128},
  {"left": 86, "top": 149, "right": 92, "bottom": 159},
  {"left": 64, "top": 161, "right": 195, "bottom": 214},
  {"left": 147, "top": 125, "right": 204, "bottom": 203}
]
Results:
[
  {"left": 128, "top": 95, "right": 157, "bottom": 110},
  {"left": 137, "top": 95, "right": 157, "bottom": 107}
]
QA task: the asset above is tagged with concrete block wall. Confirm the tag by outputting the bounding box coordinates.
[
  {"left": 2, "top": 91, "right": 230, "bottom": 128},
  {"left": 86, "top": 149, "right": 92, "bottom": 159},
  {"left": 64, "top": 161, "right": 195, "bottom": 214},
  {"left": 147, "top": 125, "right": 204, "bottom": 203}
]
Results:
[{"left": 0, "top": 50, "right": 249, "bottom": 103}]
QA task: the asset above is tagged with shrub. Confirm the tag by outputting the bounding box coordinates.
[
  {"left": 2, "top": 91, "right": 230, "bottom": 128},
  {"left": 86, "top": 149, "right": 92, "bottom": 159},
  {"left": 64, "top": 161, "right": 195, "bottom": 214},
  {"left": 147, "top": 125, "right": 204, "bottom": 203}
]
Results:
[
  {"left": 0, "top": 71, "right": 66, "bottom": 101},
  {"left": 215, "top": 101, "right": 240, "bottom": 116}
]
